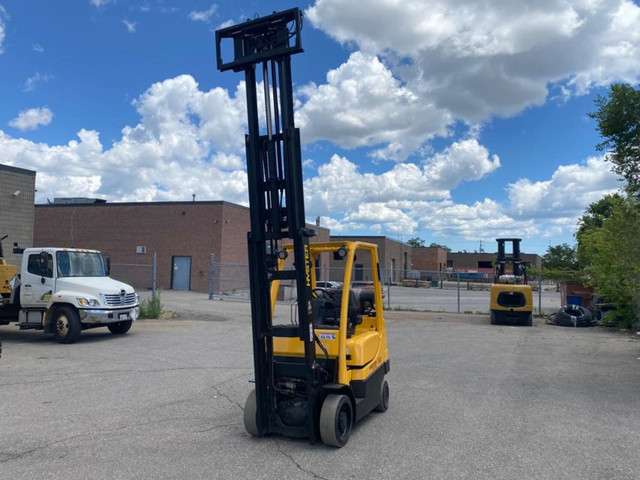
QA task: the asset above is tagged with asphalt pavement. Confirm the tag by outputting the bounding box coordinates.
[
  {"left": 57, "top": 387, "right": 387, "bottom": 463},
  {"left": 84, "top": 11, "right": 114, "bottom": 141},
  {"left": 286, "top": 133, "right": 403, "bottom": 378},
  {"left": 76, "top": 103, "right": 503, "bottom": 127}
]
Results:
[{"left": 1, "top": 291, "right": 639, "bottom": 479}]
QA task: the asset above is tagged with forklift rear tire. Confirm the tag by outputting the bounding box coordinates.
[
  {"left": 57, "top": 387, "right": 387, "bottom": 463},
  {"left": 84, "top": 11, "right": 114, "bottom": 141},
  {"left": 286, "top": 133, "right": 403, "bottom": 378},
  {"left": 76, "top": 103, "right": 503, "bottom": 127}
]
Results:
[
  {"left": 320, "top": 394, "right": 353, "bottom": 448},
  {"left": 243, "top": 389, "right": 259, "bottom": 436},
  {"left": 490, "top": 311, "right": 497, "bottom": 325},
  {"left": 374, "top": 379, "right": 390, "bottom": 412},
  {"left": 524, "top": 313, "right": 533, "bottom": 327}
]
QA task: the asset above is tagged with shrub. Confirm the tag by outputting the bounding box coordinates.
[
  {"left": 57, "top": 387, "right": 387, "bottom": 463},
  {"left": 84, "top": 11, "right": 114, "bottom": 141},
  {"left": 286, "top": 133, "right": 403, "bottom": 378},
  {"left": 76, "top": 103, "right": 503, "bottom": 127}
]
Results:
[{"left": 139, "top": 291, "right": 163, "bottom": 319}]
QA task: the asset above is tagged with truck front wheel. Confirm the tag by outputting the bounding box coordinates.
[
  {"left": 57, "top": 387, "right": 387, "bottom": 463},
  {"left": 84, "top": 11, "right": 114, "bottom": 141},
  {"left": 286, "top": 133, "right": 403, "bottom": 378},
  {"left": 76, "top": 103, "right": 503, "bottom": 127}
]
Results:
[
  {"left": 108, "top": 320, "right": 132, "bottom": 335},
  {"left": 52, "top": 306, "right": 82, "bottom": 344}
]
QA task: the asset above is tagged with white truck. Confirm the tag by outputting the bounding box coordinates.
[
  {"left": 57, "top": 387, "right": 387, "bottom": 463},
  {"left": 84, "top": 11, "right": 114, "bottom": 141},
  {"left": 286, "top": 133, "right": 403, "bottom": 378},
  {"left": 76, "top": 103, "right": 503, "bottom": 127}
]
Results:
[{"left": 0, "top": 247, "right": 140, "bottom": 344}]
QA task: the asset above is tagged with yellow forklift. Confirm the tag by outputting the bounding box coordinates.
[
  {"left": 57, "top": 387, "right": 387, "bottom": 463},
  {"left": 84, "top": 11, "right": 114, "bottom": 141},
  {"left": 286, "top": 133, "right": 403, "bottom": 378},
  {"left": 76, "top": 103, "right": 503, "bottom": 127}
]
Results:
[
  {"left": 216, "top": 9, "right": 390, "bottom": 447},
  {"left": 0, "top": 235, "right": 18, "bottom": 305},
  {"left": 489, "top": 238, "right": 533, "bottom": 326},
  {"left": 1, "top": 235, "right": 18, "bottom": 360}
]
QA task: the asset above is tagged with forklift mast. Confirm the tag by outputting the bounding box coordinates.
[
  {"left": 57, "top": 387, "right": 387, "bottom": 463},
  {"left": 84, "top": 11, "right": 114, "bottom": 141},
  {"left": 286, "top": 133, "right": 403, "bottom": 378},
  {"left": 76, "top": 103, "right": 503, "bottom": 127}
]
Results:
[
  {"left": 494, "top": 238, "right": 527, "bottom": 284},
  {"left": 215, "top": 9, "right": 321, "bottom": 439}
]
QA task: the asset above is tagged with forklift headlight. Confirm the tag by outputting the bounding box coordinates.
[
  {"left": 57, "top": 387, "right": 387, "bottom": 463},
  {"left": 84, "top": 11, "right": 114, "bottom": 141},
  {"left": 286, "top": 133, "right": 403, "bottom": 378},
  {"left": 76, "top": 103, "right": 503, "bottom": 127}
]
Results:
[
  {"left": 333, "top": 246, "right": 347, "bottom": 260},
  {"left": 77, "top": 297, "right": 99, "bottom": 307}
]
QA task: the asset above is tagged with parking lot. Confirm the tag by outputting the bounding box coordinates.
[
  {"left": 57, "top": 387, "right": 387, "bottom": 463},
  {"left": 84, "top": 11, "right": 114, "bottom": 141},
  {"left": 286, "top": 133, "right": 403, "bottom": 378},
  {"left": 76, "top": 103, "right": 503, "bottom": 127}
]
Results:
[{"left": 1, "top": 292, "right": 639, "bottom": 480}]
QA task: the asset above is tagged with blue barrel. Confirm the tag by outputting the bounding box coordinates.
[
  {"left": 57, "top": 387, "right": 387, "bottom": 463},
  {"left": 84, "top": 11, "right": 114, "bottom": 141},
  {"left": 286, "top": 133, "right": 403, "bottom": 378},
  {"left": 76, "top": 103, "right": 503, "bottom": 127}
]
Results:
[{"left": 567, "top": 295, "right": 583, "bottom": 306}]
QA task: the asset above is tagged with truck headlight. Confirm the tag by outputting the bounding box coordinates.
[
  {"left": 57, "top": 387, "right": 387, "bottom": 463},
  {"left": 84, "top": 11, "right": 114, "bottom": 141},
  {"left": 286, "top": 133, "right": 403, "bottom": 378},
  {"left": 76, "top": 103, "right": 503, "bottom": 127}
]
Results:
[{"left": 77, "top": 297, "right": 100, "bottom": 307}]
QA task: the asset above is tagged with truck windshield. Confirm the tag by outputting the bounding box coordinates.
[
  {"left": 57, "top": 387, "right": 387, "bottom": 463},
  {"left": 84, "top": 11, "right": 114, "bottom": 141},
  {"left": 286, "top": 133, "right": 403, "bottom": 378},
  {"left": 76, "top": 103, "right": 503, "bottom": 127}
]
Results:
[{"left": 56, "top": 251, "right": 106, "bottom": 277}]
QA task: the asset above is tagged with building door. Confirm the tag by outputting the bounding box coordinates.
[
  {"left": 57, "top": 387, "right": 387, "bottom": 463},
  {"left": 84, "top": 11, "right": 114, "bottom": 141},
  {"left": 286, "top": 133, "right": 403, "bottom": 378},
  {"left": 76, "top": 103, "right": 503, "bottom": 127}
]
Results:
[
  {"left": 354, "top": 264, "right": 364, "bottom": 281},
  {"left": 171, "top": 256, "right": 191, "bottom": 290}
]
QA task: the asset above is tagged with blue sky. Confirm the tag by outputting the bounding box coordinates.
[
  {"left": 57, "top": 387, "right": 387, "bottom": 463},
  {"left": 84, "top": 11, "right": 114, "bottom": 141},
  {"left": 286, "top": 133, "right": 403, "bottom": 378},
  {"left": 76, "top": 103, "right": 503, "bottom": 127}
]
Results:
[{"left": 1, "top": 1, "right": 638, "bottom": 255}]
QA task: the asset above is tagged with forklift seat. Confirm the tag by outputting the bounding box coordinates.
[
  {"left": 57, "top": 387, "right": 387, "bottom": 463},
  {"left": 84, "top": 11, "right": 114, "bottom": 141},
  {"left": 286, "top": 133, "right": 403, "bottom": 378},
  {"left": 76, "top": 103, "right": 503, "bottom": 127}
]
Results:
[{"left": 314, "top": 289, "right": 361, "bottom": 332}]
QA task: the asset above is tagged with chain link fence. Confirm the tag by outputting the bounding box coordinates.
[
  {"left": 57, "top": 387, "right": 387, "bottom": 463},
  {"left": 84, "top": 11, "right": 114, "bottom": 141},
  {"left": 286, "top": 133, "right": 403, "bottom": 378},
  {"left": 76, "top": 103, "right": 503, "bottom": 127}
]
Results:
[
  {"left": 207, "top": 263, "right": 563, "bottom": 315},
  {"left": 110, "top": 253, "right": 157, "bottom": 295}
]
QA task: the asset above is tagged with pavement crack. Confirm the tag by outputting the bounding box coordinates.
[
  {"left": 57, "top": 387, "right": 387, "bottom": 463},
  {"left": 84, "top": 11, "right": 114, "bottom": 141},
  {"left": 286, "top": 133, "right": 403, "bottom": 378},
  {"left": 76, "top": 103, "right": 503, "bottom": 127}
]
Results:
[
  {"left": 210, "top": 372, "right": 253, "bottom": 411},
  {"left": 195, "top": 422, "right": 241, "bottom": 433},
  {"left": 211, "top": 384, "right": 244, "bottom": 411},
  {"left": 0, "top": 433, "right": 85, "bottom": 464},
  {"left": 274, "top": 440, "right": 330, "bottom": 480}
]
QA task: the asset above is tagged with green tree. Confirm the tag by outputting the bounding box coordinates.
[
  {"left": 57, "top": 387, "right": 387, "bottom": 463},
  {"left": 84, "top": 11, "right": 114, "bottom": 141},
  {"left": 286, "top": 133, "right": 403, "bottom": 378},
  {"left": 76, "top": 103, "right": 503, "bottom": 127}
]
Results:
[
  {"left": 428, "top": 242, "right": 451, "bottom": 252},
  {"left": 579, "top": 198, "right": 640, "bottom": 327},
  {"left": 542, "top": 243, "right": 578, "bottom": 271},
  {"left": 406, "top": 237, "right": 425, "bottom": 247},
  {"left": 576, "top": 194, "right": 624, "bottom": 268},
  {"left": 589, "top": 83, "right": 640, "bottom": 195},
  {"left": 575, "top": 193, "right": 624, "bottom": 241}
]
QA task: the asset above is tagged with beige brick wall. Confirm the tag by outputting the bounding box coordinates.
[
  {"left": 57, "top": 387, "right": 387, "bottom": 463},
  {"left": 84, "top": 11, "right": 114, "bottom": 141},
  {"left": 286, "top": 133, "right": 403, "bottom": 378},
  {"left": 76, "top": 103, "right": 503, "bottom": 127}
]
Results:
[{"left": 0, "top": 164, "right": 36, "bottom": 269}]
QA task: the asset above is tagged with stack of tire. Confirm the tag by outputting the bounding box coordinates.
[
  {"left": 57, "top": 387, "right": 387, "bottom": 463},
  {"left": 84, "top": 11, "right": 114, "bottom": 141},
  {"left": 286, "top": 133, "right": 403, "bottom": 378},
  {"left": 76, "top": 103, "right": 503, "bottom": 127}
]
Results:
[{"left": 554, "top": 304, "right": 593, "bottom": 327}]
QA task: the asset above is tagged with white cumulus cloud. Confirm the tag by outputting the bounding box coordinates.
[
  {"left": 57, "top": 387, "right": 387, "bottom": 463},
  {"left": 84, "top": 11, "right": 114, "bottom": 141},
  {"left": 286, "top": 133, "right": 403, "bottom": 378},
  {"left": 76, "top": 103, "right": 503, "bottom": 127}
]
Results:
[
  {"left": 507, "top": 155, "right": 622, "bottom": 219},
  {"left": 296, "top": 52, "right": 452, "bottom": 161},
  {"left": 303, "top": 138, "right": 501, "bottom": 234},
  {"left": 9, "top": 107, "right": 54, "bottom": 131},
  {"left": 305, "top": 0, "right": 640, "bottom": 125},
  {"left": 0, "top": 75, "right": 249, "bottom": 204}
]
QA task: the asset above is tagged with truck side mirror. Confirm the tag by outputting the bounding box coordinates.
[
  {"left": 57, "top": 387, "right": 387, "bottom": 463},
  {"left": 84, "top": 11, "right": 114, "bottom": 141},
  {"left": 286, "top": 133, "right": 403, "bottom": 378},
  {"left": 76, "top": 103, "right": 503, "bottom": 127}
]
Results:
[{"left": 105, "top": 256, "right": 111, "bottom": 276}]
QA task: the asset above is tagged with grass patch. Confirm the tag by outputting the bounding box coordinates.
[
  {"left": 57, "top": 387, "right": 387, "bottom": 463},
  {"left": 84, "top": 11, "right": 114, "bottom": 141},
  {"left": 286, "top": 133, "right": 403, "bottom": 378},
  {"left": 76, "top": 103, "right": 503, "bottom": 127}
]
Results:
[{"left": 139, "top": 291, "right": 163, "bottom": 319}]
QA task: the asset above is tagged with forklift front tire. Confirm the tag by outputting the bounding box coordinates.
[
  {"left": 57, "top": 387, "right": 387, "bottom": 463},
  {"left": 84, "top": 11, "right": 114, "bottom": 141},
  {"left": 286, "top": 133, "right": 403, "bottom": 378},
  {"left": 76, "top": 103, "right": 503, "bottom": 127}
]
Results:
[
  {"left": 320, "top": 394, "right": 353, "bottom": 448},
  {"left": 374, "top": 379, "right": 390, "bottom": 413},
  {"left": 243, "top": 389, "right": 259, "bottom": 436}
]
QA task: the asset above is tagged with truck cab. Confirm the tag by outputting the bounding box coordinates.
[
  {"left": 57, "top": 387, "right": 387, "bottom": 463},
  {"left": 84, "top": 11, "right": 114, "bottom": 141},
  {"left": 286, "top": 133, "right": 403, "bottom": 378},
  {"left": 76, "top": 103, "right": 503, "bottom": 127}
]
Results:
[{"left": 1, "top": 247, "right": 139, "bottom": 343}]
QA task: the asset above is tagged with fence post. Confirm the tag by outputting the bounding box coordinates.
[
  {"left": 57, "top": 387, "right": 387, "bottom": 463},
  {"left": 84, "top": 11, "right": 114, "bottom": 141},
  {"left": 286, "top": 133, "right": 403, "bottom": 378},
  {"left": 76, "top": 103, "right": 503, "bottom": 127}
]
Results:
[
  {"left": 457, "top": 272, "right": 461, "bottom": 313},
  {"left": 208, "top": 254, "right": 215, "bottom": 300},
  {"left": 538, "top": 274, "right": 542, "bottom": 316},
  {"left": 152, "top": 252, "right": 157, "bottom": 298},
  {"left": 387, "top": 263, "right": 391, "bottom": 310}
]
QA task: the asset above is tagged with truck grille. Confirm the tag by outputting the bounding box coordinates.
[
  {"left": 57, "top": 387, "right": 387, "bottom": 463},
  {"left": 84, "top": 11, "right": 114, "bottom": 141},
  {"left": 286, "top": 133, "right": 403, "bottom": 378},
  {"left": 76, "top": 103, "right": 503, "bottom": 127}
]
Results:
[{"left": 100, "top": 292, "right": 138, "bottom": 306}]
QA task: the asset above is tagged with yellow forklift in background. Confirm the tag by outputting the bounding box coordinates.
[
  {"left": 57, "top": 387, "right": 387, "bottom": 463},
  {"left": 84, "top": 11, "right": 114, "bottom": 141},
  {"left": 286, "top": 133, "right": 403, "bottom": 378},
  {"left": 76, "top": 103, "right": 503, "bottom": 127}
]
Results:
[
  {"left": 1, "top": 235, "right": 18, "bottom": 359},
  {"left": 0, "top": 235, "right": 18, "bottom": 305},
  {"left": 490, "top": 238, "right": 533, "bottom": 326},
  {"left": 215, "top": 9, "right": 390, "bottom": 447}
]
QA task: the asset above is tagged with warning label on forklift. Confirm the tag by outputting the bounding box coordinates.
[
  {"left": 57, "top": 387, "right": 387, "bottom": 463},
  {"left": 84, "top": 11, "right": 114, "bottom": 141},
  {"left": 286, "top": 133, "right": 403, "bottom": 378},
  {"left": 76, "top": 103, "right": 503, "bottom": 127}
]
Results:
[{"left": 319, "top": 333, "right": 336, "bottom": 340}]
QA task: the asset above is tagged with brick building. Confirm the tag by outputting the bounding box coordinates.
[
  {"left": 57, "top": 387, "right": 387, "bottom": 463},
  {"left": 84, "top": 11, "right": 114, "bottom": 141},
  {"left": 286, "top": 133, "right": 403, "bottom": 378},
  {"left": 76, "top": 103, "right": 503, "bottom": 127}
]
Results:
[
  {"left": 447, "top": 251, "right": 542, "bottom": 279},
  {"left": 410, "top": 246, "right": 448, "bottom": 274},
  {"left": 34, "top": 200, "right": 330, "bottom": 293},
  {"left": 0, "top": 164, "right": 36, "bottom": 268}
]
